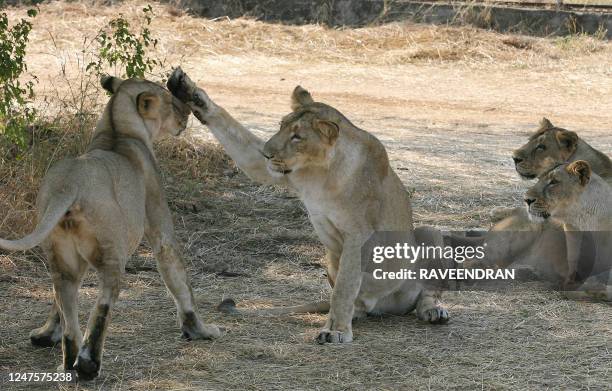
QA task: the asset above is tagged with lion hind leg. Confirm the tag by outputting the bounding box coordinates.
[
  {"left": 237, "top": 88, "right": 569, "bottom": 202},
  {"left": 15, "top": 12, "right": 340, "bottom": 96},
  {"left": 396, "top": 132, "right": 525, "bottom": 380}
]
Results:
[
  {"left": 563, "top": 270, "right": 612, "bottom": 301},
  {"left": 74, "top": 251, "right": 123, "bottom": 381},
  {"left": 49, "top": 241, "right": 88, "bottom": 372},
  {"left": 152, "top": 238, "right": 221, "bottom": 341},
  {"left": 29, "top": 301, "right": 62, "bottom": 347},
  {"left": 31, "top": 246, "right": 71, "bottom": 348},
  {"left": 217, "top": 298, "right": 330, "bottom": 316}
]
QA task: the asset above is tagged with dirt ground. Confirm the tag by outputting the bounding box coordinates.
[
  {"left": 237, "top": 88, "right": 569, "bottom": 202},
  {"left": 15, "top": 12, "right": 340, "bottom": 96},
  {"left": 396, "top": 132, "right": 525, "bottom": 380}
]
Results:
[{"left": 0, "top": 2, "right": 611, "bottom": 390}]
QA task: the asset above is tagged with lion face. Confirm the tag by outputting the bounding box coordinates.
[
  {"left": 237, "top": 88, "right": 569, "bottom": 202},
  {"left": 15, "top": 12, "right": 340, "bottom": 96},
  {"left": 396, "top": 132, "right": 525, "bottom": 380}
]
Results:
[
  {"left": 524, "top": 160, "right": 592, "bottom": 222},
  {"left": 262, "top": 86, "right": 339, "bottom": 177},
  {"left": 101, "top": 76, "right": 191, "bottom": 139},
  {"left": 512, "top": 118, "right": 578, "bottom": 180}
]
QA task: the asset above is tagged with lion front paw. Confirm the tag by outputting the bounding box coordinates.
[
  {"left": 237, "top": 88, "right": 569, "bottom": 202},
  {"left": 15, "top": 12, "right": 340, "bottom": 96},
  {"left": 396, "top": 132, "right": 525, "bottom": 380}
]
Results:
[
  {"left": 167, "top": 67, "right": 195, "bottom": 102},
  {"left": 191, "top": 91, "right": 208, "bottom": 109},
  {"left": 419, "top": 306, "right": 450, "bottom": 324},
  {"left": 182, "top": 323, "right": 222, "bottom": 340},
  {"left": 562, "top": 273, "right": 578, "bottom": 290},
  {"left": 181, "top": 311, "right": 222, "bottom": 340},
  {"left": 316, "top": 328, "right": 353, "bottom": 344},
  {"left": 489, "top": 206, "right": 516, "bottom": 223}
]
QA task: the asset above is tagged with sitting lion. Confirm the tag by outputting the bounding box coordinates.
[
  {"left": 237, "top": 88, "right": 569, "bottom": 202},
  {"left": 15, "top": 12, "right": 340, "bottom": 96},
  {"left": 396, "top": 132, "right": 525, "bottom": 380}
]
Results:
[
  {"left": 167, "top": 68, "right": 449, "bottom": 344},
  {"left": 465, "top": 119, "right": 611, "bottom": 286},
  {"left": 524, "top": 161, "right": 612, "bottom": 298},
  {"left": 0, "top": 76, "right": 220, "bottom": 380}
]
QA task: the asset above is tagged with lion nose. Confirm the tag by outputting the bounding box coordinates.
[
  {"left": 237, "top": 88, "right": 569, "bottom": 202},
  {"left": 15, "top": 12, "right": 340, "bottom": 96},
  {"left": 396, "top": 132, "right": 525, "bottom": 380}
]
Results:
[
  {"left": 524, "top": 198, "right": 536, "bottom": 206},
  {"left": 513, "top": 156, "right": 523, "bottom": 165},
  {"left": 262, "top": 143, "right": 275, "bottom": 160}
]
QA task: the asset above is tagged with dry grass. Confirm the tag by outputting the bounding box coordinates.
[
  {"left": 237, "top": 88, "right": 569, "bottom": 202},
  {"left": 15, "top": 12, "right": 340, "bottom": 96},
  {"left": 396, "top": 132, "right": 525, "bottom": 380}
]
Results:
[
  {"left": 0, "top": 1, "right": 611, "bottom": 390},
  {"left": 3, "top": 0, "right": 611, "bottom": 84}
]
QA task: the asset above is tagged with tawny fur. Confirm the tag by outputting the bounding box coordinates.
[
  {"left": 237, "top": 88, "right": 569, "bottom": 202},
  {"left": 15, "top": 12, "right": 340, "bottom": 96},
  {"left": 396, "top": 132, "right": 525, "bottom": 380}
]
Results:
[
  {"left": 0, "top": 76, "right": 220, "bottom": 380},
  {"left": 525, "top": 161, "right": 612, "bottom": 299},
  {"left": 473, "top": 119, "right": 611, "bottom": 292},
  {"left": 168, "top": 68, "right": 449, "bottom": 344}
]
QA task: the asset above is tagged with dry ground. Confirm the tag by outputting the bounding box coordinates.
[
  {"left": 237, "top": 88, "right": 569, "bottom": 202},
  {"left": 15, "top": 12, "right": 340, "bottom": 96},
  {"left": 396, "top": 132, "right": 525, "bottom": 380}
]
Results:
[{"left": 1, "top": 2, "right": 611, "bottom": 390}]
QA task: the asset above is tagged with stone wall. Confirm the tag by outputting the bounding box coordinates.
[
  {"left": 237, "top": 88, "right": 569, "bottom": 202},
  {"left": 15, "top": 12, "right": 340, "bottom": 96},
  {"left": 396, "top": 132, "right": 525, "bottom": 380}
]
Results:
[{"left": 176, "top": 0, "right": 612, "bottom": 38}]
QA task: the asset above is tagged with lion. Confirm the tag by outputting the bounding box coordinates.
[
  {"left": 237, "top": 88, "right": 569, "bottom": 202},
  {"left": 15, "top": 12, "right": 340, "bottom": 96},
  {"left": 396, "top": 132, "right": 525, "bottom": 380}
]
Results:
[
  {"left": 167, "top": 68, "right": 449, "bottom": 344},
  {"left": 463, "top": 119, "right": 611, "bottom": 285},
  {"left": 455, "top": 211, "right": 568, "bottom": 284},
  {"left": 0, "top": 76, "right": 221, "bottom": 380},
  {"left": 512, "top": 117, "right": 612, "bottom": 184},
  {"left": 524, "top": 160, "right": 612, "bottom": 299}
]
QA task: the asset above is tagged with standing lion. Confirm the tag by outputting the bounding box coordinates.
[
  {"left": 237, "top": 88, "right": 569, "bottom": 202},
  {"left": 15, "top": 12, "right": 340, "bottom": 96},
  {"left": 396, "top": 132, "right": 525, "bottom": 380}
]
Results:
[{"left": 0, "top": 77, "right": 221, "bottom": 380}]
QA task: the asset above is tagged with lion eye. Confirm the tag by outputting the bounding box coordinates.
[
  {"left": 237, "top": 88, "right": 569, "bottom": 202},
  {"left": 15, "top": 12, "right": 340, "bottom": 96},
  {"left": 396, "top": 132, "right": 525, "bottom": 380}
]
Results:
[
  {"left": 549, "top": 179, "right": 559, "bottom": 186},
  {"left": 536, "top": 144, "right": 546, "bottom": 151},
  {"left": 291, "top": 134, "right": 302, "bottom": 142}
]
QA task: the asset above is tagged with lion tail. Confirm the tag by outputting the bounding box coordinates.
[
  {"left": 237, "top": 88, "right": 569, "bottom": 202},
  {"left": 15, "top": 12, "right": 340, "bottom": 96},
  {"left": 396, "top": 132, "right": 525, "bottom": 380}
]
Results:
[
  {"left": 217, "top": 298, "right": 330, "bottom": 316},
  {"left": 0, "top": 191, "right": 77, "bottom": 252}
]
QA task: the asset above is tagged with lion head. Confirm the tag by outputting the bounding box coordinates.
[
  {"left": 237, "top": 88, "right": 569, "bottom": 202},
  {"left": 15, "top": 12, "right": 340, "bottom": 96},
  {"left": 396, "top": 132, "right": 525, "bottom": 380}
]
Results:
[
  {"left": 512, "top": 118, "right": 579, "bottom": 180},
  {"left": 524, "top": 160, "right": 592, "bottom": 222},
  {"left": 101, "top": 75, "right": 191, "bottom": 140},
  {"left": 261, "top": 86, "right": 344, "bottom": 177}
]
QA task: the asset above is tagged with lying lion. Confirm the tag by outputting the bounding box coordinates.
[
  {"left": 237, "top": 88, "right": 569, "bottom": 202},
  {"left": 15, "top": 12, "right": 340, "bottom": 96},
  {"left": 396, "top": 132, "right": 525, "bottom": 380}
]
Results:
[
  {"left": 167, "top": 68, "right": 449, "bottom": 344},
  {"left": 463, "top": 119, "right": 611, "bottom": 287},
  {"left": 524, "top": 161, "right": 612, "bottom": 299},
  {"left": 513, "top": 118, "right": 611, "bottom": 184},
  {"left": 0, "top": 77, "right": 220, "bottom": 380}
]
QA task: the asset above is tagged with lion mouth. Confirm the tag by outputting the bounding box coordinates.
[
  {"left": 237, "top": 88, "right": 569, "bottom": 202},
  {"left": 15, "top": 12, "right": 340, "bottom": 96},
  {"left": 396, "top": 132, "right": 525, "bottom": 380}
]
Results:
[
  {"left": 515, "top": 165, "right": 537, "bottom": 180},
  {"left": 267, "top": 162, "right": 292, "bottom": 175},
  {"left": 528, "top": 210, "right": 550, "bottom": 221},
  {"left": 517, "top": 171, "right": 536, "bottom": 180},
  {"left": 269, "top": 166, "right": 292, "bottom": 175}
]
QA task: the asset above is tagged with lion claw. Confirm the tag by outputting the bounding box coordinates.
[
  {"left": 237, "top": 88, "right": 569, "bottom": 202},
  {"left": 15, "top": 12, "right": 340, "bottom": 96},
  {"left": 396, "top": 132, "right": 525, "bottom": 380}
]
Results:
[
  {"left": 316, "top": 329, "right": 352, "bottom": 344},
  {"left": 422, "top": 307, "right": 450, "bottom": 324}
]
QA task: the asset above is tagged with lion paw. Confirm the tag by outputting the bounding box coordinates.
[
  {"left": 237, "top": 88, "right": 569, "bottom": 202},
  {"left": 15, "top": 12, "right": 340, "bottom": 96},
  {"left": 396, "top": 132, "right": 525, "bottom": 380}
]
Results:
[
  {"left": 29, "top": 326, "right": 62, "bottom": 348},
  {"left": 489, "top": 207, "right": 514, "bottom": 223},
  {"left": 562, "top": 273, "right": 578, "bottom": 290},
  {"left": 167, "top": 67, "right": 195, "bottom": 102},
  {"left": 191, "top": 91, "right": 208, "bottom": 110},
  {"left": 181, "top": 311, "right": 222, "bottom": 340},
  {"left": 74, "top": 348, "right": 100, "bottom": 381},
  {"left": 316, "top": 329, "right": 353, "bottom": 344},
  {"left": 419, "top": 307, "right": 450, "bottom": 324},
  {"left": 182, "top": 323, "right": 222, "bottom": 340}
]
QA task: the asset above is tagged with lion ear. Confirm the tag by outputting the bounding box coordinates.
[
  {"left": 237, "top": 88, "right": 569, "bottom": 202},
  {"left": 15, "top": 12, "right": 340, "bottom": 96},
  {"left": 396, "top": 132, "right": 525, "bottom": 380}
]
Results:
[
  {"left": 137, "top": 92, "right": 161, "bottom": 119},
  {"left": 313, "top": 119, "right": 339, "bottom": 144},
  {"left": 291, "top": 85, "right": 314, "bottom": 111},
  {"left": 556, "top": 129, "right": 578, "bottom": 155},
  {"left": 566, "top": 160, "right": 591, "bottom": 186},
  {"left": 539, "top": 117, "right": 554, "bottom": 130},
  {"left": 101, "top": 75, "right": 124, "bottom": 94}
]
